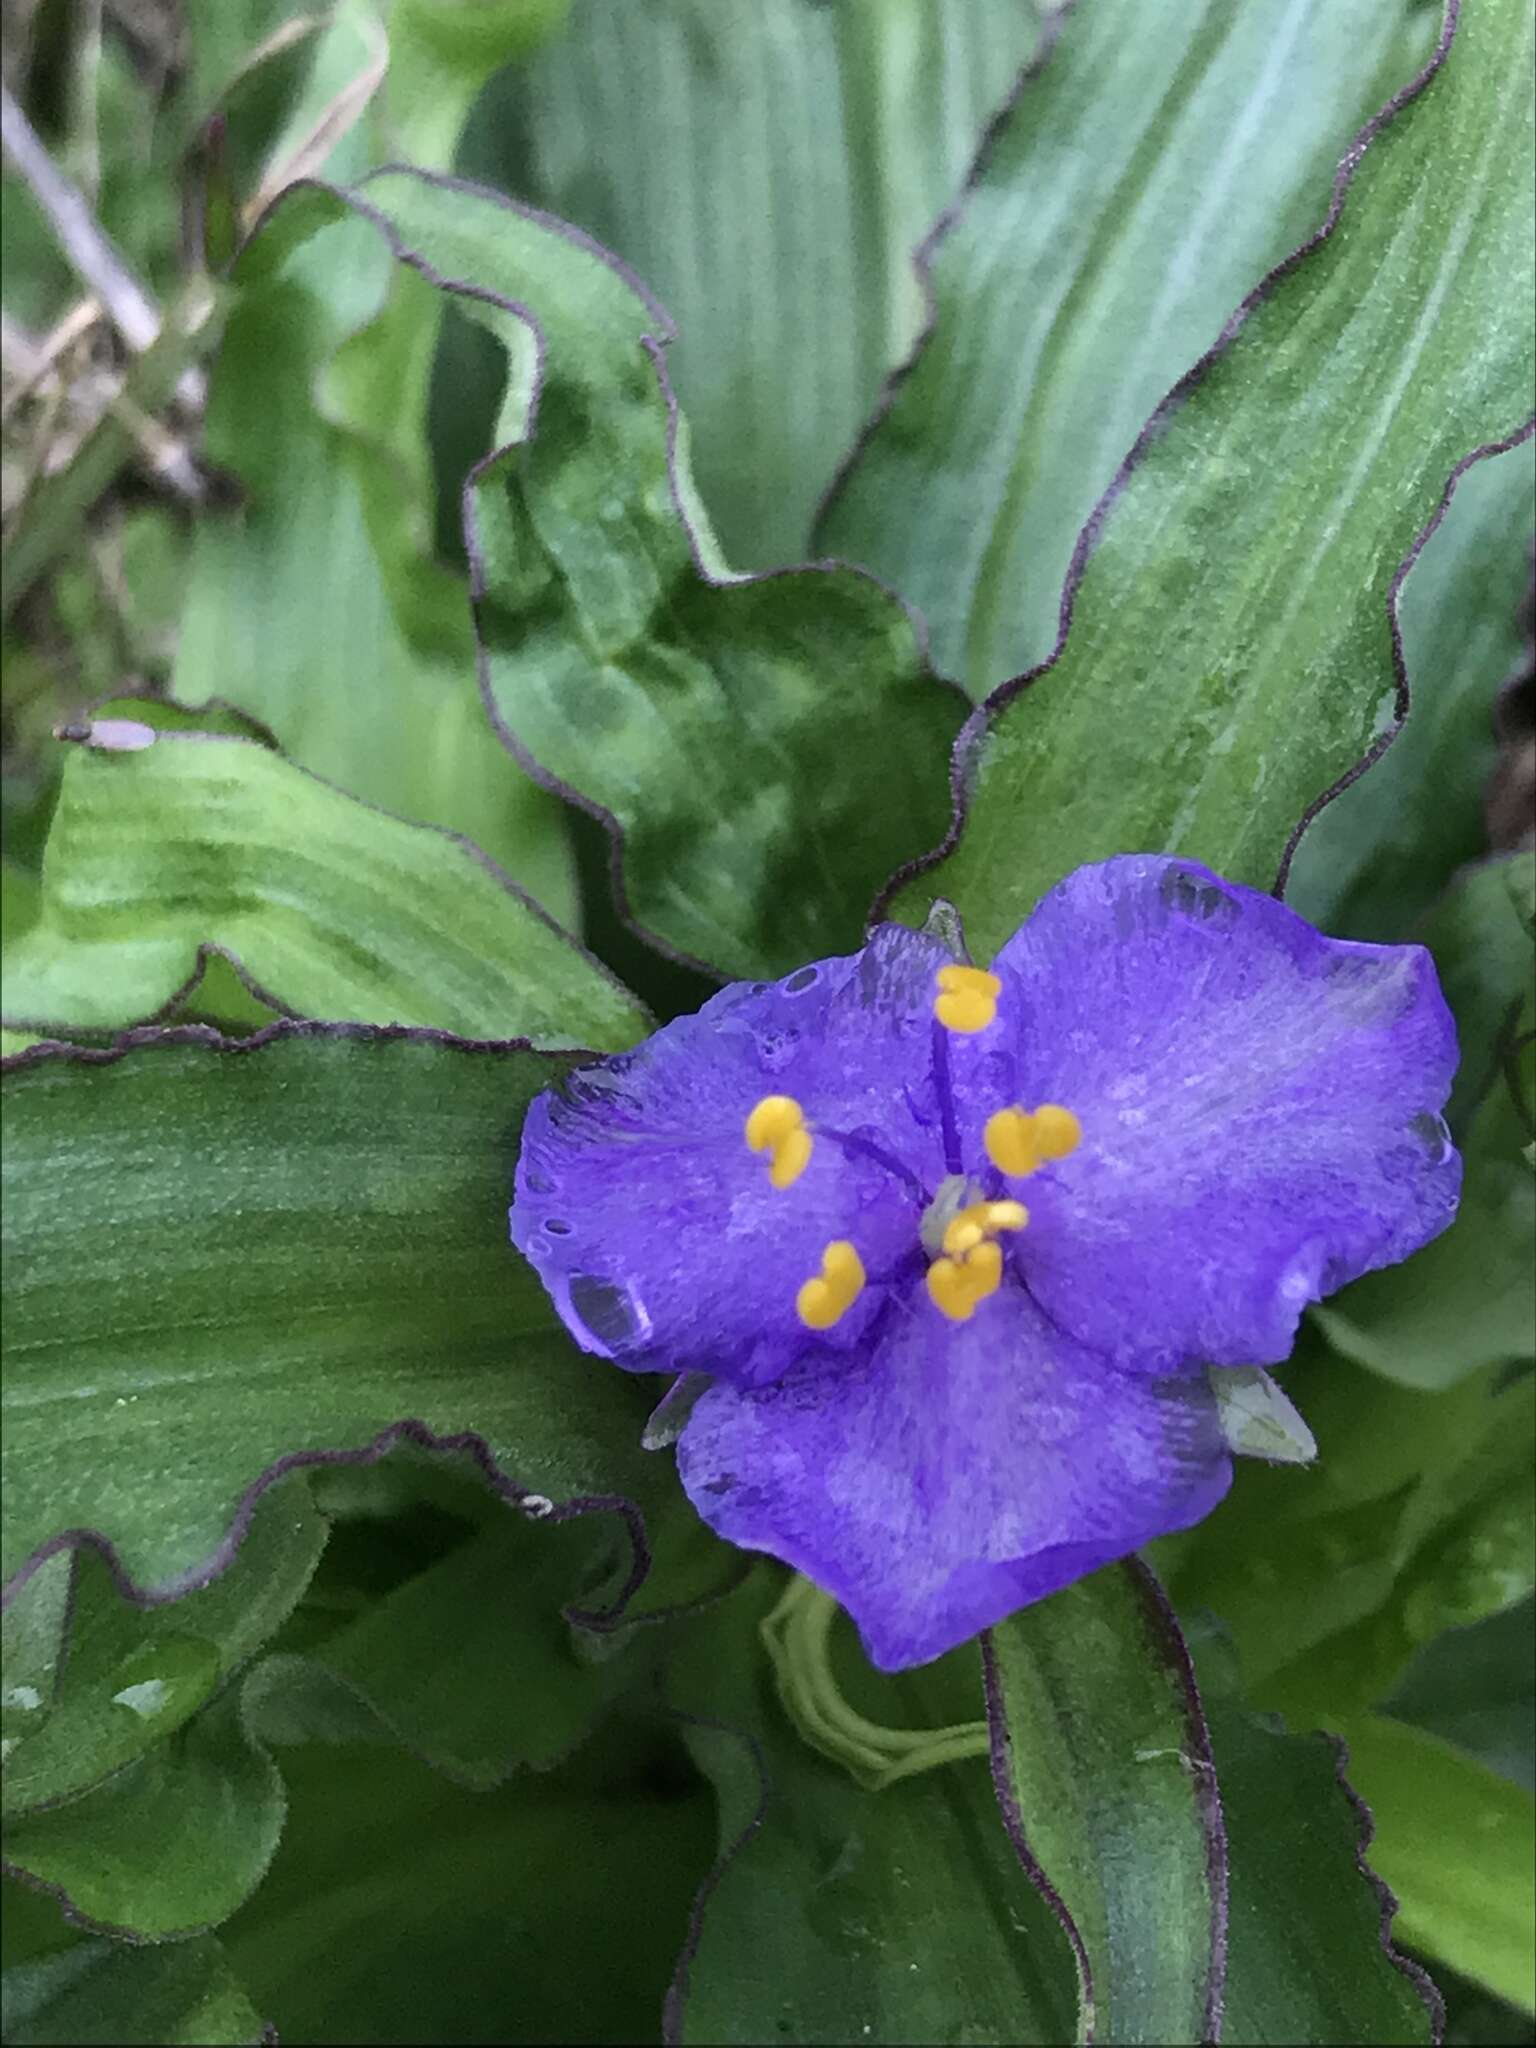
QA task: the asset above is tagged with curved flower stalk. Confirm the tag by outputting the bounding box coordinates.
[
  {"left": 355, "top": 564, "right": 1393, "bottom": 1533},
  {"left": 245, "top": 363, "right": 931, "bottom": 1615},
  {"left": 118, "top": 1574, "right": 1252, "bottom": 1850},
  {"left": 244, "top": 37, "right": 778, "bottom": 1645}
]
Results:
[{"left": 512, "top": 855, "right": 1460, "bottom": 1670}]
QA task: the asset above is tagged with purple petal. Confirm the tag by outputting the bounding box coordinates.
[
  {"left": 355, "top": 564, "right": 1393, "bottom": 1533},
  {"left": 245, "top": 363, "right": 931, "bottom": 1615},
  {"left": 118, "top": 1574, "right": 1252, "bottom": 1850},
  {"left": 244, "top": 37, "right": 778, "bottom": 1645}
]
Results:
[
  {"left": 951, "top": 857, "right": 1460, "bottom": 1371},
  {"left": 511, "top": 925, "right": 953, "bottom": 1387},
  {"left": 676, "top": 1286, "right": 1232, "bottom": 1670}
]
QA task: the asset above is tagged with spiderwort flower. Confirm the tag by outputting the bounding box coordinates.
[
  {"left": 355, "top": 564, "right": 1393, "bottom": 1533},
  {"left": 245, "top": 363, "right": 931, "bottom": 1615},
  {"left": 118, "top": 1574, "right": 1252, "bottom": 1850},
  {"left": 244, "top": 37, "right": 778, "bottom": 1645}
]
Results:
[{"left": 511, "top": 856, "right": 1460, "bottom": 1670}]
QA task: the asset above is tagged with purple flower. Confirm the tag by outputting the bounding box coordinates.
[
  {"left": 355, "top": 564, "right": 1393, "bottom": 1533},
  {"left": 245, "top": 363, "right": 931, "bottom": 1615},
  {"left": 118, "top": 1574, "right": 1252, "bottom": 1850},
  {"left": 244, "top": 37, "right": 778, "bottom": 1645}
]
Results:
[{"left": 511, "top": 856, "right": 1459, "bottom": 1670}]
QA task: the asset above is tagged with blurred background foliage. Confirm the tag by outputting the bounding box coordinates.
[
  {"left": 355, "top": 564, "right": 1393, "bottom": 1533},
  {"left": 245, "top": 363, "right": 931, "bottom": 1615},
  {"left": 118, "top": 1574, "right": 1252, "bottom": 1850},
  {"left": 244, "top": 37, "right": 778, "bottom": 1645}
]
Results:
[{"left": 1, "top": 1, "right": 1532, "bottom": 2043}]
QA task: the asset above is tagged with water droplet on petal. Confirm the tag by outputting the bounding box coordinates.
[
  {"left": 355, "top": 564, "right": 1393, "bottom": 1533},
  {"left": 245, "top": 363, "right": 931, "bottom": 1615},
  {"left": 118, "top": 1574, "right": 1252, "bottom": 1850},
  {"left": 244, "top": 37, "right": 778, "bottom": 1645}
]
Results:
[
  {"left": 544, "top": 1218, "right": 573, "bottom": 1236},
  {"left": 521, "top": 1494, "right": 555, "bottom": 1520},
  {"left": 1158, "top": 867, "right": 1238, "bottom": 926},
  {"left": 1408, "top": 1110, "right": 1452, "bottom": 1162},
  {"left": 782, "top": 966, "right": 819, "bottom": 996},
  {"left": 566, "top": 1273, "right": 648, "bottom": 1352}
]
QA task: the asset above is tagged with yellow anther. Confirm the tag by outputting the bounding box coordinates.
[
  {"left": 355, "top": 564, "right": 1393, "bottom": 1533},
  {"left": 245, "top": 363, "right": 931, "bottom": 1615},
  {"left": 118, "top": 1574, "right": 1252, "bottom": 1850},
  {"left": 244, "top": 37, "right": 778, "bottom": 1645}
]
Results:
[
  {"left": 943, "top": 1217, "right": 986, "bottom": 1257},
  {"left": 926, "top": 1239, "right": 1003, "bottom": 1323},
  {"left": 941, "top": 1199, "right": 1029, "bottom": 1258},
  {"left": 797, "top": 1240, "right": 866, "bottom": 1330},
  {"left": 985, "top": 1199, "right": 1030, "bottom": 1233},
  {"left": 935, "top": 1195, "right": 1028, "bottom": 1307},
  {"left": 746, "top": 1095, "right": 812, "bottom": 1190},
  {"left": 746, "top": 1095, "right": 803, "bottom": 1150},
  {"left": 769, "top": 1125, "right": 813, "bottom": 1190},
  {"left": 933, "top": 964, "right": 1002, "bottom": 1035},
  {"left": 984, "top": 1104, "right": 1082, "bottom": 1178}
]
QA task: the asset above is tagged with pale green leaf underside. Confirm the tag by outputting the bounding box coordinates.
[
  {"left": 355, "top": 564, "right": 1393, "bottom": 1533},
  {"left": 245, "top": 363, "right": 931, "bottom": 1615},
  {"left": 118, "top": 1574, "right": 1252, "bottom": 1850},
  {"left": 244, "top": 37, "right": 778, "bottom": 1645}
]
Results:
[
  {"left": 1329, "top": 1712, "right": 1536, "bottom": 2014},
  {"left": 1, "top": 733, "right": 645, "bottom": 1050}
]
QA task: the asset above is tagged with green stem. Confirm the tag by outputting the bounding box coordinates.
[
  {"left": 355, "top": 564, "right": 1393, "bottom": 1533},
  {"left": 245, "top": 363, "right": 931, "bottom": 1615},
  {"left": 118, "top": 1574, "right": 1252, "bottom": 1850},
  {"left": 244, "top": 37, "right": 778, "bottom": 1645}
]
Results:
[{"left": 761, "top": 1573, "right": 988, "bottom": 1791}]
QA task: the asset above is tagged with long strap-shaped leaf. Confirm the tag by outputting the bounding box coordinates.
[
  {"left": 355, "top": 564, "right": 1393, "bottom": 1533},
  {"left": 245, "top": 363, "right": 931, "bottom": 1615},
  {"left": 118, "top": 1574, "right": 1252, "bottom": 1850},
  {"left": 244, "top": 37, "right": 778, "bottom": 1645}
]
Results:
[
  {"left": 0, "top": 1023, "right": 663, "bottom": 1599},
  {"left": 984, "top": 1560, "right": 1225, "bottom": 2045},
  {"left": 872, "top": 0, "right": 1535, "bottom": 960}
]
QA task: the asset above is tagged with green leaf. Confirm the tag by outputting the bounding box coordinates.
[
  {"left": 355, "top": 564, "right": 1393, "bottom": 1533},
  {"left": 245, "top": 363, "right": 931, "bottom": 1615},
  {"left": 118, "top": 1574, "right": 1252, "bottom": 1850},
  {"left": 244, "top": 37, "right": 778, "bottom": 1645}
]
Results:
[
  {"left": 1419, "top": 852, "right": 1536, "bottom": 1132},
  {"left": 1194, "top": 1655, "right": 1439, "bottom": 2046},
  {"left": 1386, "top": 1596, "right": 1535, "bottom": 1789},
  {"left": 665, "top": 1571, "right": 1077, "bottom": 2046},
  {"left": 1315, "top": 1071, "right": 1535, "bottom": 1389},
  {"left": 2, "top": 1685, "right": 285, "bottom": 1940},
  {"left": 0, "top": 1025, "right": 670, "bottom": 1596},
  {"left": 250, "top": 1508, "right": 637, "bottom": 1786},
  {"left": 1165, "top": 1347, "right": 1535, "bottom": 1725},
  {"left": 0, "top": 862, "right": 42, "bottom": 953},
  {"left": 175, "top": 157, "right": 578, "bottom": 926},
  {"left": 280, "top": 166, "right": 964, "bottom": 980},
  {"left": 385, "top": 0, "right": 573, "bottom": 171},
  {"left": 2, "top": 1481, "right": 327, "bottom": 1819},
  {"left": 1314, "top": 854, "right": 1536, "bottom": 1389},
  {"left": 985, "top": 1562, "right": 1222, "bottom": 2045},
  {"left": 1, "top": 1934, "right": 270, "bottom": 2047},
  {"left": 818, "top": 0, "right": 1440, "bottom": 691},
  {"left": 471, "top": 0, "right": 1038, "bottom": 565},
  {"left": 220, "top": 1724, "right": 713, "bottom": 2046},
  {"left": 1327, "top": 1713, "right": 1536, "bottom": 2015},
  {"left": 878, "top": 0, "right": 1536, "bottom": 958},
  {"left": 1286, "top": 446, "right": 1536, "bottom": 940},
  {"left": 1, "top": 728, "right": 646, "bottom": 1048},
  {"left": 4, "top": 1461, "right": 697, "bottom": 1943}
]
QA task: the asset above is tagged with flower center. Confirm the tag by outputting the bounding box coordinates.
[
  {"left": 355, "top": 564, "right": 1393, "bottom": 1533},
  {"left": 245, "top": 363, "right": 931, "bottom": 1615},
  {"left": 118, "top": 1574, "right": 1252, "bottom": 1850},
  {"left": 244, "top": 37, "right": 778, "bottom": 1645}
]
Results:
[
  {"left": 749, "top": 1081, "right": 1083, "bottom": 1331},
  {"left": 923, "top": 1191, "right": 1029, "bottom": 1325}
]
